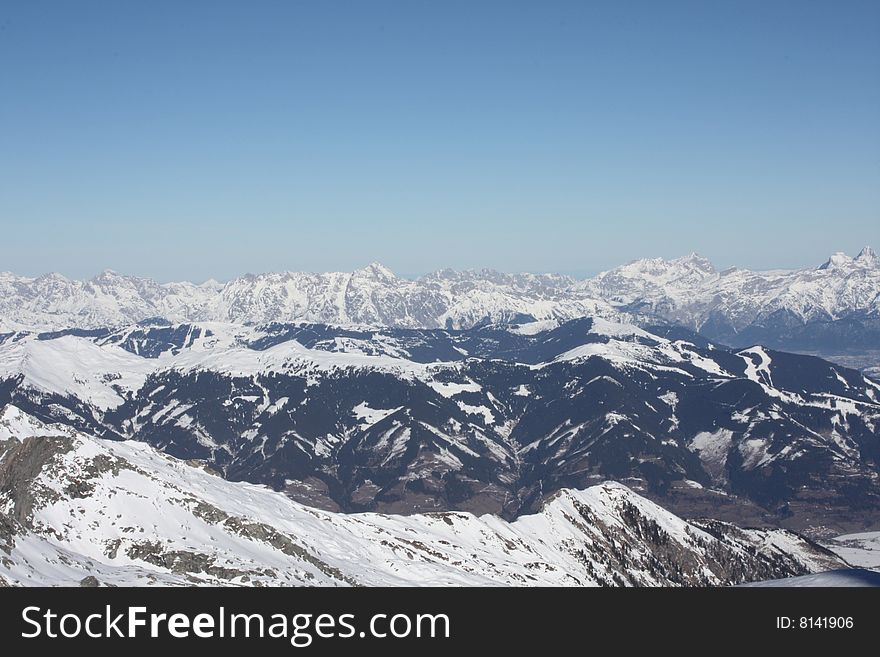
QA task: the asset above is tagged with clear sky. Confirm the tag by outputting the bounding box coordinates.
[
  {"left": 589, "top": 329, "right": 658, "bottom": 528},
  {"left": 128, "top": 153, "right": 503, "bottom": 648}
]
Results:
[{"left": 1, "top": 1, "right": 878, "bottom": 281}]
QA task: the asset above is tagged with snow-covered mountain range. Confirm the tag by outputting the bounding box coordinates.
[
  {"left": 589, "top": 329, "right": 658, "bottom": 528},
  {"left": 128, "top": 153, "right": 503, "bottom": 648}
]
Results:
[
  {"left": 0, "top": 405, "right": 845, "bottom": 587},
  {"left": 0, "top": 263, "right": 616, "bottom": 332},
  {"left": 579, "top": 248, "right": 880, "bottom": 365},
  {"left": 581, "top": 247, "right": 880, "bottom": 330},
  {"left": 3, "top": 248, "right": 878, "bottom": 367},
  {"left": 2, "top": 252, "right": 879, "bottom": 586},
  {"left": 2, "top": 317, "right": 879, "bottom": 535}
]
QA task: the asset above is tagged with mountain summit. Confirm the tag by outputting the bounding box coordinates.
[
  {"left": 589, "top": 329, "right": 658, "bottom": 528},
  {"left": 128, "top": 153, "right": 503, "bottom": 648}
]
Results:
[{"left": 856, "top": 245, "right": 879, "bottom": 267}]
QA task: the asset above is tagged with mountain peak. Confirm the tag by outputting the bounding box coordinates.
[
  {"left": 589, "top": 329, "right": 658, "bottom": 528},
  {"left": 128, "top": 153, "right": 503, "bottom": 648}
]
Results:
[
  {"left": 91, "top": 269, "right": 127, "bottom": 282},
  {"left": 816, "top": 248, "right": 880, "bottom": 270},
  {"left": 856, "top": 246, "right": 879, "bottom": 267},
  {"left": 354, "top": 262, "right": 397, "bottom": 281},
  {"left": 674, "top": 252, "right": 715, "bottom": 273},
  {"left": 0, "top": 403, "right": 62, "bottom": 443},
  {"left": 818, "top": 251, "right": 857, "bottom": 270},
  {"left": 34, "top": 271, "right": 71, "bottom": 283},
  {"left": 197, "top": 278, "right": 225, "bottom": 290}
]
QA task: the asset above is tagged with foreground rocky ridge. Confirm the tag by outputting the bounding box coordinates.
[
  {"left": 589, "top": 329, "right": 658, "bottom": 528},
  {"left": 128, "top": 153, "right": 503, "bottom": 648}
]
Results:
[{"left": 0, "top": 406, "right": 845, "bottom": 587}]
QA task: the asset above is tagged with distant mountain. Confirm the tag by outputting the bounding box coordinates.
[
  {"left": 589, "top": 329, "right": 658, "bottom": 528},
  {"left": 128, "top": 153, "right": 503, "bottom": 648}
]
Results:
[
  {"left": 2, "top": 317, "right": 879, "bottom": 534},
  {"left": 580, "top": 247, "right": 880, "bottom": 363},
  {"left": 0, "top": 263, "right": 619, "bottom": 331},
  {"left": 0, "top": 406, "right": 845, "bottom": 586},
  {"left": 2, "top": 248, "right": 879, "bottom": 368},
  {"left": 582, "top": 247, "right": 880, "bottom": 328}
]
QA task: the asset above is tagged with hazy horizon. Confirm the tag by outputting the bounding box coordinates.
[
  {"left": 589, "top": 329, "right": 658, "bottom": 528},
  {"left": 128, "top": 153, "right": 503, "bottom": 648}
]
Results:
[{"left": 2, "top": 245, "right": 877, "bottom": 285}]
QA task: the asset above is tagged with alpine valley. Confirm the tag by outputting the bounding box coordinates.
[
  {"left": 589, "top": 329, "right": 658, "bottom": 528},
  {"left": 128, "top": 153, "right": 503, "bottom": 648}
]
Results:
[{"left": 1, "top": 250, "right": 879, "bottom": 586}]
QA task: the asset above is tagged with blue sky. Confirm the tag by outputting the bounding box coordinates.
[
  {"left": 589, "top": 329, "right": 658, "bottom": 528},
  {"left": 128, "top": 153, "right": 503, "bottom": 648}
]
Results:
[{"left": 1, "top": 1, "right": 878, "bottom": 281}]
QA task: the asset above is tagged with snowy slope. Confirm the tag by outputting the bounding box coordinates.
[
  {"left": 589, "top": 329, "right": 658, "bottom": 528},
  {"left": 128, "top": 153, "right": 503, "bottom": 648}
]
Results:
[
  {"left": 822, "top": 531, "right": 880, "bottom": 570},
  {"left": 743, "top": 569, "right": 880, "bottom": 587},
  {"left": 0, "top": 406, "right": 844, "bottom": 587},
  {"left": 0, "top": 323, "right": 431, "bottom": 411}
]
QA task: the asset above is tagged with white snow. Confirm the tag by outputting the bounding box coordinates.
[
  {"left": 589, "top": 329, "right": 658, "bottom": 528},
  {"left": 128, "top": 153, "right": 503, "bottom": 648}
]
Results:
[
  {"left": 822, "top": 531, "right": 880, "bottom": 570},
  {"left": 428, "top": 380, "right": 482, "bottom": 397},
  {"left": 507, "top": 320, "right": 558, "bottom": 335},
  {"left": 744, "top": 570, "right": 880, "bottom": 587},
  {"left": 455, "top": 401, "right": 495, "bottom": 424},
  {"left": 352, "top": 402, "right": 403, "bottom": 428},
  {"left": 0, "top": 404, "right": 77, "bottom": 442},
  {"left": 589, "top": 317, "right": 655, "bottom": 339},
  {"left": 0, "top": 336, "right": 154, "bottom": 410},
  {"left": 739, "top": 346, "right": 774, "bottom": 388},
  {"left": 689, "top": 429, "right": 734, "bottom": 472}
]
